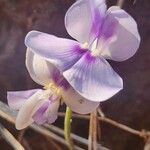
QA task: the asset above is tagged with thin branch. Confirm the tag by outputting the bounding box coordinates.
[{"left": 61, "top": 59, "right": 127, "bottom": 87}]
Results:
[
  {"left": 88, "top": 113, "right": 93, "bottom": 150},
  {"left": 97, "top": 121, "right": 101, "bottom": 142},
  {"left": 0, "top": 101, "right": 83, "bottom": 150},
  {"left": 97, "top": 107, "right": 103, "bottom": 142},
  {"left": 99, "top": 117, "right": 142, "bottom": 137},
  {"left": 44, "top": 124, "right": 88, "bottom": 146},
  {"left": 18, "top": 129, "right": 26, "bottom": 142},
  {"left": 29, "top": 124, "right": 83, "bottom": 150},
  {"left": 97, "top": 116, "right": 101, "bottom": 143},
  {"left": 45, "top": 122, "right": 109, "bottom": 150},
  {"left": 0, "top": 106, "right": 16, "bottom": 123},
  {"left": 93, "top": 111, "right": 98, "bottom": 150},
  {"left": 0, "top": 123, "right": 25, "bottom": 150},
  {"left": 98, "top": 107, "right": 105, "bottom": 118},
  {"left": 58, "top": 112, "right": 89, "bottom": 119},
  {"left": 0, "top": 101, "right": 149, "bottom": 149},
  {"left": 144, "top": 135, "right": 150, "bottom": 150},
  {"left": 117, "top": 0, "right": 125, "bottom": 8},
  {"left": 58, "top": 112, "right": 147, "bottom": 138},
  {"left": 0, "top": 101, "right": 65, "bottom": 144},
  {"left": 18, "top": 129, "right": 33, "bottom": 150},
  {"left": 88, "top": 111, "right": 98, "bottom": 150}
]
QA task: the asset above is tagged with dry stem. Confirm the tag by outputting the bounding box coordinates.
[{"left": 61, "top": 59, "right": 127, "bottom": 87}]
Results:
[
  {"left": 0, "top": 101, "right": 83, "bottom": 150},
  {"left": 58, "top": 112, "right": 149, "bottom": 139},
  {"left": 88, "top": 111, "right": 97, "bottom": 150},
  {"left": 0, "top": 123, "right": 25, "bottom": 150},
  {"left": 0, "top": 101, "right": 150, "bottom": 149},
  {"left": 117, "top": 0, "right": 125, "bottom": 8}
]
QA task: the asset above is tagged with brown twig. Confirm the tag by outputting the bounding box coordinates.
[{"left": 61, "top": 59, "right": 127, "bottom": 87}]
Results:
[
  {"left": 0, "top": 123, "right": 25, "bottom": 150},
  {"left": 117, "top": 0, "right": 125, "bottom": 8},
  {"left": 45, "top": 121, "right": 109, "bottom": 149},
  {"left": 31, "top": 125, "right": 83, "bottom": 150},
  {"left": 0, "top": 101, "right": 150, "bottom": 149},
  {"left": 18, "top": 129, "right": 26, "bottom": 142},
  {"left": 97, "top": 107, "right": 103, "bottom": 142},
  {"left": 0, "top": 101, "right": 83, "bottom": 150},
  {"left": 88, "top": 113, "right": 93, "bottom": 150},
  {"left": 93, "top": 111, "right": 98, "bottom": 150},
  {"left": 58, "top": 112, "right": 147, "bottom": 138},
  {"left": 99, "top": 117, "right": 143, "bottom": 137},
  {"left": 98, "top": 107, "right": 105, "bottom": 118},
  {"left": 144, "top": 137, "right": 150, "bottom": 150},
  {"left": 44, "top": 124, "right": 88, "bottom": 146},
  {"left": 97, "top": 117, "right": 101, "bottom": 143},
  {"left": 88, "top": 111, "right": 97, "bottom": 150},
  {"left": 18, "top": 129, "right": 32, "bottom": 150}
]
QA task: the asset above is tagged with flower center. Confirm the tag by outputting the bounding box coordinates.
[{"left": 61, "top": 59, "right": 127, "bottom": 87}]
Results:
[
  {"left": 44, "top": 82, "right": 61, "bottom": 96},
  {"left": 81, "top": 38, "right": 102, "bottom": 57},
  {"left": 39, "top": 89, "right": 52, "bottom": 100},
  {"left": 91, "top": 39, "right": 101, "bottom": 56},
  {"left": 81, "top": 42, "right": 89, "bottom": 49}
]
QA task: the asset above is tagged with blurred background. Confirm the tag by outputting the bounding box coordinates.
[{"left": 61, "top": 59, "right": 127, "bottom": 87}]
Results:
[{"left": 0, "top": 0, "right": 149, "bottom": 149}]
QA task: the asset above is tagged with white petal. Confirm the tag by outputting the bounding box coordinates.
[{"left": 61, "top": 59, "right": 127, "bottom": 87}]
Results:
[
  {"left": 65, "top": 0, "right": 106, "bottom": 43},
  {"left": 25, "top": 31, "right": 85, "bottom": 71},
  {"left": 26, "top": 49, "right": 57, "bottom": 86},
  {"left": 32, "top": 94, "right": 60, "bottom": 124},
  {"left": 62, "top": 87, "right": 99, "bottom": 114},
  {"left": 45, "top": 99, "right": 60, "bottom": 123},
  {"left": 100, "top": 6, "right": 140, "bottom": 61},
  {"left": 32, "top": 100, "right": 49, "bottom": 124},
  {"left": 63, "top": 53, "right": 123, "bottom": 102},
  {"left": 16, "top": 90, "right": 46, "bottom": 130},
  {"left": 7, "top": 89, "right": 40, "bottom": 110}
]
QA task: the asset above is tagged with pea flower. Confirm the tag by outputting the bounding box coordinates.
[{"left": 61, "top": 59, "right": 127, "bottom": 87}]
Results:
[
  {"left": 24, "top": 0, "right": 140, "bottom": 102},
  {"left": 7, "top": 0, "right": 140, "bottom": 130},
  {"left": 7, "top": 49, "right": 99, "bottom": 129}
]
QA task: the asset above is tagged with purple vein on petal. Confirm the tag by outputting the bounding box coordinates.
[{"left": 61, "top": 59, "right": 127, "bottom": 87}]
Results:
[
  {"left": 51, "top": 67, "right": 70, "bottom": 90},
  {"left": 49, "top": 45, "right": 87, "bottom": 90},
  {"left": 51, "top": 44, "right": 87, "bottom": 72},
  {"left": 73, "top": 44, "right": 87, "bottom": 55},
  {"left": 25, "top": 31, "right": 87, "bottom": 72},
  {"left": 32, "top": 101, "right": 50, "bottom": 124},
  {"left": 91, "top": 9, "right": 103, "bottom": 38},
  {"left": 84, "top": 52, "right": 96, "bottom": 64},
  {"left": 100, "top": 14, "right": 118, "bottom": 40},
  {"left": 89, "top": 0, "right": 107, "bottom": 40}
]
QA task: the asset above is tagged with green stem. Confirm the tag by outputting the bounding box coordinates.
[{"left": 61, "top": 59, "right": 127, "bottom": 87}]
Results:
[{"left": 64, "top": 107, "right": 74, "bottom": 150}]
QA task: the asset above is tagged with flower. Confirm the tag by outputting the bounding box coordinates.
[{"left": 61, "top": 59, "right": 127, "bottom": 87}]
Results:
[
  {"left": 7, "top": 0, "right": 140, "bottom": 130},
  {"left": 7, "top": 49, "right": 99, "bottom": 130},
  {"left": 24, "top": 0, "right": 140, "bottom": 102}
]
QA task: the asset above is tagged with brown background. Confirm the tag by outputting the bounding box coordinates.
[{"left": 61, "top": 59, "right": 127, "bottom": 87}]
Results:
[{"left": 0, "top": 0, "right": 150, "bottom": 149}]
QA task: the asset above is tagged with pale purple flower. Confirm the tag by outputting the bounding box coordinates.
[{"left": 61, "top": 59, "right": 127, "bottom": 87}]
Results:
[
  {"left": 7, "top": 0, "right": 140, "bottom": 129},
  {"left": 7, "top": 49, "right": 99, "bottom": 130},
  {"left": 24, "top": 0, "right": 140, "bottom": 102}
]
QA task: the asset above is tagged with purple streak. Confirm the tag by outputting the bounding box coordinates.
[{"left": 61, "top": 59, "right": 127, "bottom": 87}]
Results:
[
  {"left": 51, "top": 67, "right": 70, "bottom": 90},
  {"left": 84, "top": 52, "right": 96, "bottom": 63},
  {"left": 100, "top": 15, "right": 118, "bottom": 40},
  {"left": 91, "top": 9, "right": 103, "bottom": 38},
  {"left": 73, "top": 45, "right": 87, "bottom": 55},
  {"left": 32, "top": 101, "right": 49, "bottom": 124}
]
